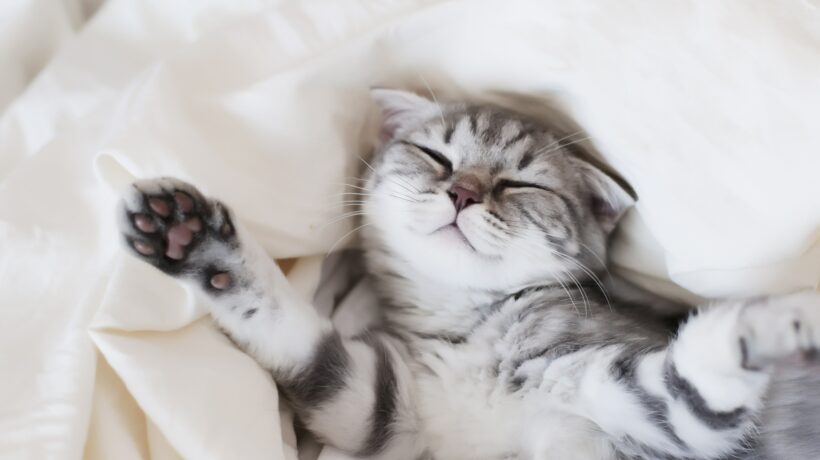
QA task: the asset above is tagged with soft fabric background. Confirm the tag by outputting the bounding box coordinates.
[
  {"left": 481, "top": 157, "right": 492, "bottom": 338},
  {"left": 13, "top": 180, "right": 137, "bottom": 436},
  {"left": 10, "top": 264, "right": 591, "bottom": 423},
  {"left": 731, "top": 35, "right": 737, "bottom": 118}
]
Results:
[{"left": 1, "top": 0, "right": 818, "bottom": 459}]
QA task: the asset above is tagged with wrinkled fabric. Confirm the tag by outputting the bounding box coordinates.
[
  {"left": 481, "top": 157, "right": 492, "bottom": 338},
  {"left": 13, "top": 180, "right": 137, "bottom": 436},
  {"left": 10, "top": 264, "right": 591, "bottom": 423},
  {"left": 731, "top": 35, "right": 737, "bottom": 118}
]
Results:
[{"left": 1, "top": 0, "right": 818, "bottom": 458}]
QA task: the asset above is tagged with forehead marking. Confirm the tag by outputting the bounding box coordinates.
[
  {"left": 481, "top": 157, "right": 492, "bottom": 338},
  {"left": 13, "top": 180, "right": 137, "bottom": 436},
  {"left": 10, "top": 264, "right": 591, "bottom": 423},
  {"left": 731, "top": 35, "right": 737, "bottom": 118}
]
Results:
[
  {"left": 480, "top": 114, "right": 503, "bottom": 145},
  {"left": 468, "top": 112, "right": 478, "bottom": 135},
  {"left": 517, "top": 151, "right": 535, "bottom": 170},
  {"left": 503, "top": 127, "right": 531, "bottom": 150}
]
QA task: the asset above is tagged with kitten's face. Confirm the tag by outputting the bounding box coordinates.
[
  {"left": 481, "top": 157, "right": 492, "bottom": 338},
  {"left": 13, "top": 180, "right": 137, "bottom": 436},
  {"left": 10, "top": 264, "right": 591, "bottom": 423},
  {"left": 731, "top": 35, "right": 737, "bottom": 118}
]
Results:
[{"left": 363, "top": 90, "right": 634, "bottom": 292}]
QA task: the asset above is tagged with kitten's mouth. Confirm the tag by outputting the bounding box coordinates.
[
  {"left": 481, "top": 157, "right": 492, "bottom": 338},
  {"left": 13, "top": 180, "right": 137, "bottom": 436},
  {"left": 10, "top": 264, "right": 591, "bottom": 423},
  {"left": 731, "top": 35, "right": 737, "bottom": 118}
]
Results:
[{"left": 433, "top": 222, "right": 476, "bottom": 251}]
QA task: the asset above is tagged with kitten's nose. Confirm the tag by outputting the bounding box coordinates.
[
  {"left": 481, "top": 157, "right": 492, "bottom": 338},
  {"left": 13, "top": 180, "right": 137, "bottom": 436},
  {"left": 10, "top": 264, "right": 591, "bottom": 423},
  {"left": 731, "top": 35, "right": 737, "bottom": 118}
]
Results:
[{"left": 448, "top": 175, "right": 483, "bottom": 212}]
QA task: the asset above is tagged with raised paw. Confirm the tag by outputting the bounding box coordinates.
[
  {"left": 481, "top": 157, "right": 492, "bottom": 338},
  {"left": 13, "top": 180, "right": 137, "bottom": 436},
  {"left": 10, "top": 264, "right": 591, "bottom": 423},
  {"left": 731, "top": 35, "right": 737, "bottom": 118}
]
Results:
[
  {"left": 118, "top": 177, "right": 237, "bottom": 290},
  {"left": 737, "top": 291, "right": 820, "bottom": 370}
]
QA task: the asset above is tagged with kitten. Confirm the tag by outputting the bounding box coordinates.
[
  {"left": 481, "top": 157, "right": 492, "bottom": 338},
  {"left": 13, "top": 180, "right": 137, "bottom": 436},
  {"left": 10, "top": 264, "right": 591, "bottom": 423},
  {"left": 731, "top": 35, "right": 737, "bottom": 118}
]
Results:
[{"left": 118, "top": 89, "right": 820, "bottom": 460}]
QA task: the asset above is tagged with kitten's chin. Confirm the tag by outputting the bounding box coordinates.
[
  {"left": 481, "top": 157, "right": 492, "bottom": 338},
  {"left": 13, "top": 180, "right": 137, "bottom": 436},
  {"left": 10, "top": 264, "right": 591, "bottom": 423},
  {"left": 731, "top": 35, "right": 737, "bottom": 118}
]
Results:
[
  {"left": 394, "top": 234, "right": 516, "bottom": 291},
  {"left": 430, "top": 223, "right": 477, "bottom": 252}
]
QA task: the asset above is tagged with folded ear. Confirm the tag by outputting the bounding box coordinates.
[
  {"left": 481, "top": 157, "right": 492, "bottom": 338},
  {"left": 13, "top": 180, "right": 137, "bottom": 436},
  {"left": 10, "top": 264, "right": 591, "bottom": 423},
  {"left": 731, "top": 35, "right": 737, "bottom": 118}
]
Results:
[
  {"left": 370, "top": 88, "right": 439, "bottom": 141},
  {"left": 569, "top": 156, "right": 637, "bottom": 232}
]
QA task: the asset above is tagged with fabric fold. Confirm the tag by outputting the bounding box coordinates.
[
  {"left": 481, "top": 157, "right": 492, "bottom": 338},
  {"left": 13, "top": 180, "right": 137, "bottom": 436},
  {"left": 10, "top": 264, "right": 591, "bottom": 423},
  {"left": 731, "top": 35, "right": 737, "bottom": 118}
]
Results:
[{"left": 1, "top": 0, "right": 818, "bottom": 458}]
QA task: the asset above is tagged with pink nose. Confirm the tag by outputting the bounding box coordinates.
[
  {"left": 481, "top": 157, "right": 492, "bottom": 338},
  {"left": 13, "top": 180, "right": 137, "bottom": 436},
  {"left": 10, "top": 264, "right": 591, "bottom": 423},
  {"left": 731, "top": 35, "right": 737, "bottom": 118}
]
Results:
[{"left": 448, "top": 183, "right": 482, "bottom": 212}]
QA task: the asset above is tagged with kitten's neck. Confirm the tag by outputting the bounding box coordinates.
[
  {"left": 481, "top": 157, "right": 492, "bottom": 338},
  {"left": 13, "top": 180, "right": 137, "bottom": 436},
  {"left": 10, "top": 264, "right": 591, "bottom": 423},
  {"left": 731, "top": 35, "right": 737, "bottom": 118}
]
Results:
[
  {"left": 368, "top": 255, "right": 516, "bottom": 337},
  {"left": 379, "top": 272, "right": 502, "bottom": 337}
]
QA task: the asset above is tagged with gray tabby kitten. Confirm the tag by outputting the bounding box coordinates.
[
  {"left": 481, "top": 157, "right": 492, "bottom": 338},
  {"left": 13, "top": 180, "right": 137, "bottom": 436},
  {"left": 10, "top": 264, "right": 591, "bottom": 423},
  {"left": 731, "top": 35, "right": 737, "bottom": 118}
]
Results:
[{"left": 118, "top": 89, "right": 820, "bottom": 460}]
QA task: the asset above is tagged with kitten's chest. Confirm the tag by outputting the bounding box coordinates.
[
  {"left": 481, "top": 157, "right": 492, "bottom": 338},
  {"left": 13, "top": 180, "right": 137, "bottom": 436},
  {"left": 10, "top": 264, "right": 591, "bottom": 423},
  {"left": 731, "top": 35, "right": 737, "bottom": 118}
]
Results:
[
  {"left": 405, "top": 297, "right": 616, "bottom": 459},
  {"left": 410, "top": 341, "right": 611, "bottom": 460}
]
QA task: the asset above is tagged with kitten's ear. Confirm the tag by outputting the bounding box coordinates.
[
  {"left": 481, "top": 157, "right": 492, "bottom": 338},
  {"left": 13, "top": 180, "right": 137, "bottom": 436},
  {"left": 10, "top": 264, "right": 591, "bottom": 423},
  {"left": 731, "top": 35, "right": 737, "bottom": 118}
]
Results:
[
  {"left": 370, "top": 88, "right": 438, "bottom": 141},
  {"left": 570, "top": 157, "right": 637, "bottom": 232}
]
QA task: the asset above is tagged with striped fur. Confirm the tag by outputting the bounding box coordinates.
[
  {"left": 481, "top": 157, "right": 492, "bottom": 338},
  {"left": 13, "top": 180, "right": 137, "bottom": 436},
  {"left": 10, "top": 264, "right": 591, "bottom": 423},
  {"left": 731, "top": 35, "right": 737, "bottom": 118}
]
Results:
[{"left": 118, "top": 90, "right": 820, "bottom": 460}]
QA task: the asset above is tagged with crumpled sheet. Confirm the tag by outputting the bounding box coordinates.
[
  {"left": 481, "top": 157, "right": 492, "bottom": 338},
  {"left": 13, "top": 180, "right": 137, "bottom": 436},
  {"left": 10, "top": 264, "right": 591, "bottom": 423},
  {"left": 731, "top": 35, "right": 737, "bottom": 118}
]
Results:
[{"left": 1, "top": 0, "right": 818, "bottom": 458}]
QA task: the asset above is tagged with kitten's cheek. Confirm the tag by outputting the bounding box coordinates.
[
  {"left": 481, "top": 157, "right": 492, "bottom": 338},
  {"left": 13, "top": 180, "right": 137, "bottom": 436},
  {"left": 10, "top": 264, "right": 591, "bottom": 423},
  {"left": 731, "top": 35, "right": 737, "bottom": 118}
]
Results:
[
  {"left": 415, "top": 214, "right": 453, "bottom": 235},
  {"left": 410, "top": 202, "right": 456, "bottom": 235}
]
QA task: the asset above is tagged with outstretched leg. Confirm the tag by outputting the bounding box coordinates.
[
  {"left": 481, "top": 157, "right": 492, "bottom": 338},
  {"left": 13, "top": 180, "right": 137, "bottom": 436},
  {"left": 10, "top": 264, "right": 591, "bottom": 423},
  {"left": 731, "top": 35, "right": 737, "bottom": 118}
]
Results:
[
  {"left": 564, "top": 293, "right": 820, "bottom": 459},
  {"left": 118, "top": 177, "right": 419, "bottom": 459}
]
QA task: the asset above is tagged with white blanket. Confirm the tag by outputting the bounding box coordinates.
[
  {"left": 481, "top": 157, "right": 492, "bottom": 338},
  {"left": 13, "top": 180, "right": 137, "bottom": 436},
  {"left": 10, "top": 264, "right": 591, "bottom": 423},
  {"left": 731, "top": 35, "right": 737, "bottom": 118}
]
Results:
[{"left": 2, "top": 0, "right": 818, "bottom": 458}]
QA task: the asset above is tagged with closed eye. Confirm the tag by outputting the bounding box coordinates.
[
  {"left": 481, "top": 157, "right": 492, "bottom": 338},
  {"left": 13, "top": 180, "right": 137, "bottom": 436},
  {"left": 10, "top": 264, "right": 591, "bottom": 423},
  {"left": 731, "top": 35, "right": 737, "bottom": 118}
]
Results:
[
  {"left": 402, "top": 142, "right": 453, "bottom": 173},
  {"left": 495, "top": 179, "right": 553, "bottom": 193}
]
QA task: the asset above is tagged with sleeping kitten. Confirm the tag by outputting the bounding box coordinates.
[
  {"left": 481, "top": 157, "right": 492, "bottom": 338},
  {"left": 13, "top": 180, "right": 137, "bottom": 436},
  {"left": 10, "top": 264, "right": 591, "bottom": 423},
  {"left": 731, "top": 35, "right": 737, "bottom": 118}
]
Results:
[{"left": 117, "top": 89, "right": 820, "bottom": 460}]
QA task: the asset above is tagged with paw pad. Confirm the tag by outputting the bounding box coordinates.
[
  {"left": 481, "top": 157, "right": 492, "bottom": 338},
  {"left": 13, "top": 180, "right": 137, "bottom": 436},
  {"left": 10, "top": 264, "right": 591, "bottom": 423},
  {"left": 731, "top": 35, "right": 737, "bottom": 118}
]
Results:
[
  {"left": 119, "top": 178, "right": 236, "bottom": 273},
  {"left": 134, "top": 214, "right": 157, "bottom": 233},
  {"left": 133, "top": 240, "right": 156, "bottom": 256},
  {"left": 149, "top": 198, "right": 171, "bottom": 217},
  {"left": 210, "top": 273, "right": 232, "bottom": 290},
  {"left": 174, "top": 191, "right": 194, "bottom": 212},
  {"left": 132, "top": 191, "right": 203, "bottom": 260}
]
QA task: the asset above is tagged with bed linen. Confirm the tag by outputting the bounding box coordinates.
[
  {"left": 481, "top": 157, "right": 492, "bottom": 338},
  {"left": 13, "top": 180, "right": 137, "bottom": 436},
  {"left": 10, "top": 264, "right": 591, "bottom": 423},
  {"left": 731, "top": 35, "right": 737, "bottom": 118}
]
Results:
[{"left": 1, "top": 1, "right": 818, "bottom": 458}]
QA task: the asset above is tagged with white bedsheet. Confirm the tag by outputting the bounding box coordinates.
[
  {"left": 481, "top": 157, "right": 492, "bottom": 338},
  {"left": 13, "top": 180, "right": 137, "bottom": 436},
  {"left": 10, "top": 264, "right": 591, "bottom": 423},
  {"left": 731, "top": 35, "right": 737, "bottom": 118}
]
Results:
[{"left": 1, "top": 0, "right": 818, "bottom": 458}]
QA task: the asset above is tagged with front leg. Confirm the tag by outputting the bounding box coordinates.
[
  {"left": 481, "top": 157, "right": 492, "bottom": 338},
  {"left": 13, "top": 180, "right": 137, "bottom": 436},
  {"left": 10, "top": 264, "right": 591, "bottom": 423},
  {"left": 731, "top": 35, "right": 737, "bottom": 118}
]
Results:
[
  {"left": 575, "top": 293, "right": 820, "bottom": 460},
  {"left": 118, "top": 178, "right": 419, "bottom": 459}
]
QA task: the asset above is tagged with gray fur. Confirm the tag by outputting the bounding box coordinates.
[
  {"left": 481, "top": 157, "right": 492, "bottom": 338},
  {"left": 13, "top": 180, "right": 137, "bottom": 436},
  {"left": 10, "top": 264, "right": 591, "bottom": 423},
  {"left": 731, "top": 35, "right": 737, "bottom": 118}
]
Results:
[
  {"left": 756, "top": 365, "right": 820, "bottom": 459},
  {"left": 357, "top": 333, "right": 400, "bottom": 456},
  {"left": 664, "top": 360, "right": 748, "bottom": 430},
  {"left": 277, "top": 332, "right": 351, "bottom": 412},
  {"left": 612, "top": 350, "right": 688, "bottom": 450}
]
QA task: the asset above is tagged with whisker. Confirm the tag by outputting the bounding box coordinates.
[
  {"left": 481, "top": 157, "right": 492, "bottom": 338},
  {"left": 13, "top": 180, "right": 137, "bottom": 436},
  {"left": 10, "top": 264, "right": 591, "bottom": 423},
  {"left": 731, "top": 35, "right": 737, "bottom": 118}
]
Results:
[
  {"left": 335, "top": 181, "right": 419, "bottom": 203},
  {"left": 505, "top": 234, "right": 581, "bottom": 316},
  {"left": 509, "top": 226, "right": 612, "bottom": 313},
  {"left": 389, "top": 189, "right": 422, "bottom": 203},
  {"left": 330, "top": 194, "right": 416, "bottom": 207},
  {"left": 355, "top": 156, "right": 425, "bottom": 204},
  {"left": 388, "top": 176, "right": 422, "bottom": 197},
  {"left": 575, "top": 241, "right": 612, "bottom": 279},
  {"left": 325, "top": 223, "right": 372, "bottom": 258},
  {"left": 539, "top": 135, "right": 592, "bottom": 159},
  {"left": 539, "top": 130, "right": 587, "bottom": 151},
  {"left": 357, "top": 156, "right": 378, "bottom": 173},
  {"left": 552, "top": 250, "right": 612, "bottom": 312},
  {"left": 533, "top": 131, "right": 590, "bottom": 158},
  {"left": 318, "top": 211, "right": 368, "bottom": 230},
  {"left": 335, "top": 183, "right": 370, "bottom": 191},
  {"left": 503, "top": 226, "right": 604, "bottom": 317},
  {"left": 358, "top": 156, "right": 418, "bottom": 193},
  {"left": 330, "top": 200, "right": 369, "bottom": 206},
  {"left": 554, "top": 268, "right": 582, "bottom": 318},
  {"left": 358, "top": 156, "right": 420, "bottom": 197},
  {"left": 554, "top": 260, "right": 590, "bottom": 318},
  {"left": 505, "top": 221, "right": 607, "bottom": 274},
  {"left": 418, "top": 73, "right": 448, "bottom": 130},
  {"left": 336, "top": 192, "right": 373, "bottom": 198}
]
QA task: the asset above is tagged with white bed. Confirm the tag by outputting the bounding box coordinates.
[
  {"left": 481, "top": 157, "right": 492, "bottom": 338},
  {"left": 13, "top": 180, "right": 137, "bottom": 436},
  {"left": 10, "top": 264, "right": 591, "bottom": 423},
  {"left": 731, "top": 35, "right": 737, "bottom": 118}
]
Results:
[{"left": 1, "top": 0, "right": 818, "bottom": 458}]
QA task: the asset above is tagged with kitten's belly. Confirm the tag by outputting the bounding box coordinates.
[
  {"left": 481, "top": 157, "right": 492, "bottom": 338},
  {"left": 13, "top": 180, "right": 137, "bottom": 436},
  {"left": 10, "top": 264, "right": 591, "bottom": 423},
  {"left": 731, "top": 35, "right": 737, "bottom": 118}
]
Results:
[
  {"left": 413, "top": 349, "right": 615, "bottom": 460},
  {"left": 415, "top": 371, "right": 521, "bottom": 459}
]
